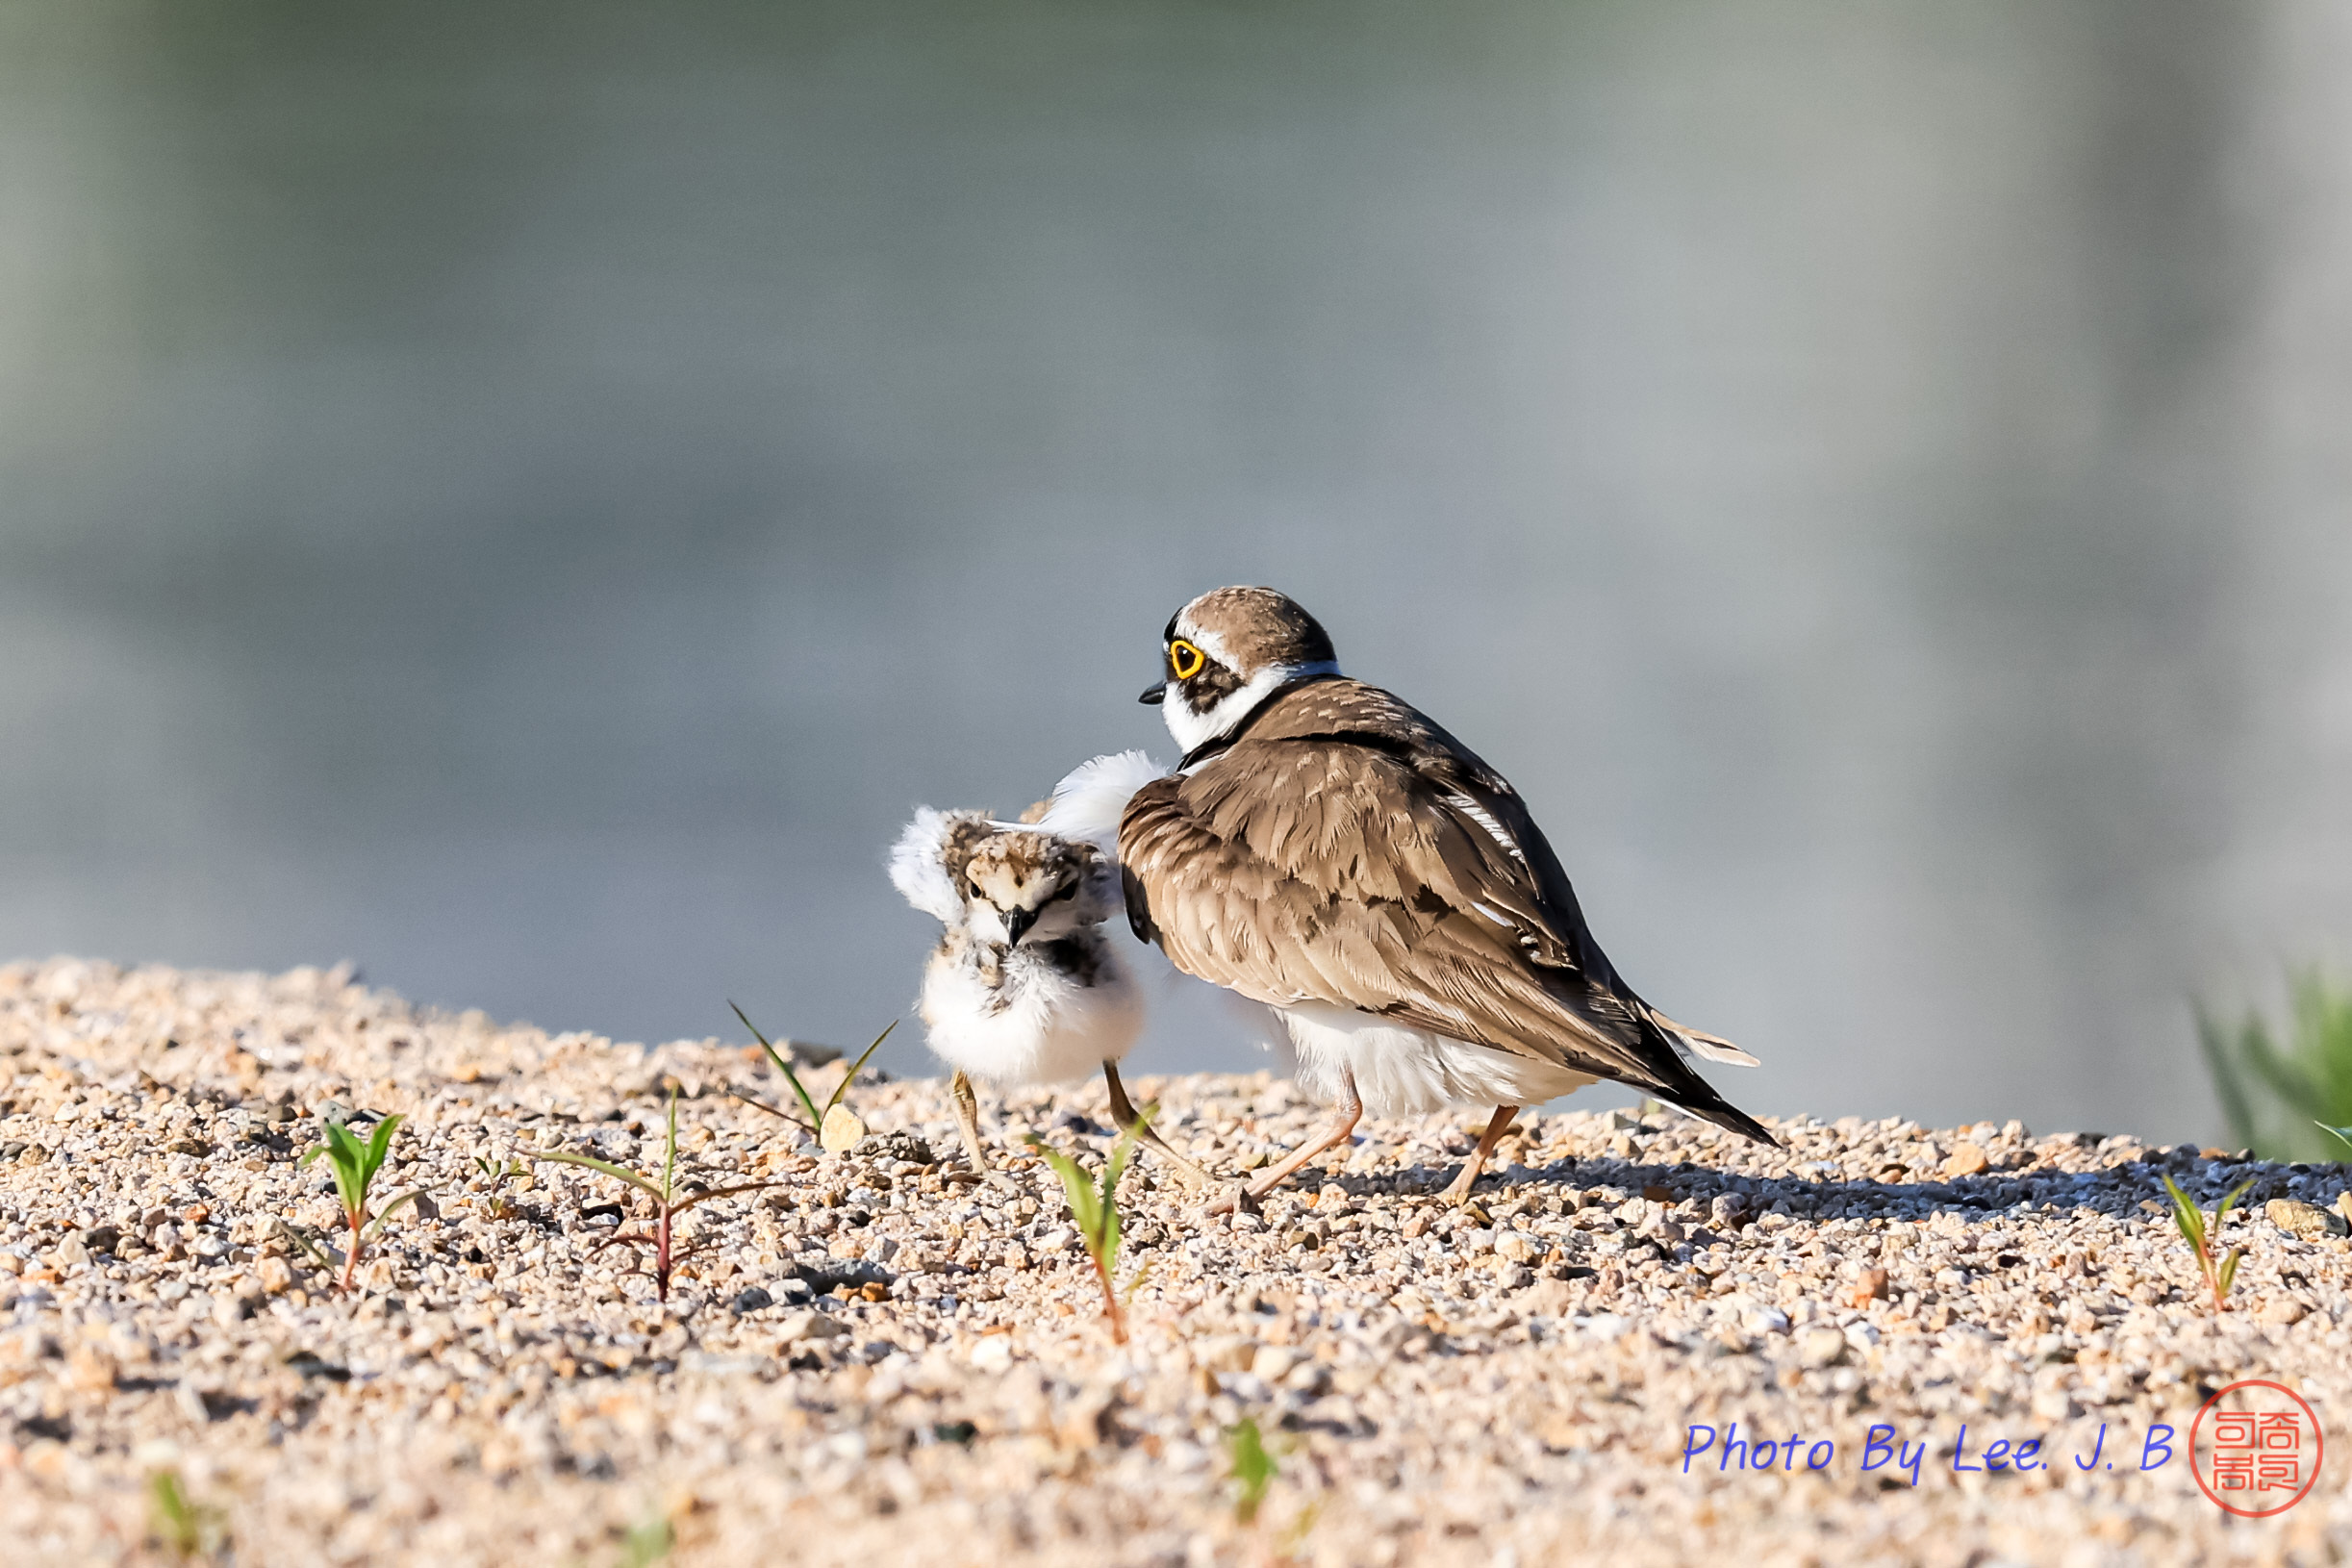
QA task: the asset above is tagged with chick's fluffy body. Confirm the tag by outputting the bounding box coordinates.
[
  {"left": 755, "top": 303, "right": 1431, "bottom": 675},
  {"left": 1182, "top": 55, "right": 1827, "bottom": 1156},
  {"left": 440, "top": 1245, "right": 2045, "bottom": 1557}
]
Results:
[{"left": 890, "top": 810, "right": 1143, "bottom": 1086}]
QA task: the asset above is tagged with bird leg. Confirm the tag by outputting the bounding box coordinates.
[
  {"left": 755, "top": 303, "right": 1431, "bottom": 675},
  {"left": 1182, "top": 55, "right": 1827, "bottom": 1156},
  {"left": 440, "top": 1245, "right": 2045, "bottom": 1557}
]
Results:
[
  {"left": 1438, "top": 1104, "right": 1520, "bottom": 1205},
  {"left": 948, "top": 1069, "right": 992, "bottom": 1175},
  {"left": 1209, "top": 1066, "right": 1363, "bottom": 1214},
  {"left": 1100, "top": 1060, "right": 1221, "bottom": 1192}
]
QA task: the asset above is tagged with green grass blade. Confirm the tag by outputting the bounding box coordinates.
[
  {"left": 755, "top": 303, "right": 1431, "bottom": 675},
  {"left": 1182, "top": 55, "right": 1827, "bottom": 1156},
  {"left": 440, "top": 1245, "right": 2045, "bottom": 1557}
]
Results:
[
  {"left": 2217, "top": 1247, "right": 2243, "bottom": 1300},
  {"left": 2160, "top": 1174, "right": 2204, "bottom": 1251},
  {"left": 824, "top": 1020, "right": 898, "bottom": 1116},
  {"left": 308, "top": 1123, "right": 368, "bottom": 1217},
  {"left": 280, "top": 1223, "right": 338, "bottom": 1272},
  {"left": 2197, "top": 1004, "right": 2263, "bottom": 1153},
  {"left": 1104, "top": 1102, "right": 1151, "bottom": 1199},
  {"left": 1227, "top": 1418, "right": 1277, "bottom": 1525},
  {"left": 360, "top": 1114, "right": 403, "bottom": 1187},
  {"left": 730, "top": 1000, "right": 824, "bottom": 1130},
  {"left": 363, "top": 1186, "right": 430, "bottom": 1240},
  {"left": 2197, "top": 972, "right": 2352, "bottom": 1162},
  {"left": 2318, "top": 1122, "right": 2352, "bottom": 1153},
  {"left": 727, "top": 1087, "right": 811, "bottom": 1129},
  {"left": 2216, "top": 1177, "right": 2256, "bottom": 1229},
  {"left": 2290, "top": 969, "right": 2352, "bottom": 1126},
  {"left": 662, "top": 1087, "right": 679, "bottom": 1204},
  {"left": 149, "top": 1470, "right": 200, "bottom": 1556},
  {"left": 1027, "top": 1137, "right": 1102, "bottom": 1241},
  {"left": 531, "top": 1151, "right": 665, "bottom": 1200},
  {"left": 1098, "top": 1170, "right": 1120, "bottom": 1265},
  {"left": 619, "top": 1510, "right": 673, "bottom": 1568},
  {"left": 2240, "top": 1014, "right": 2319, "bottom": 1136},
  {"left": 1096, "top": 1114, "right": 1143, "bottom": 1259},
  {"left": 666, "top": 1179, "right": 782, "bottom": 1217},
  {"left": 1067, "top": 1178, "right": 1103, "bottom": 1244}
]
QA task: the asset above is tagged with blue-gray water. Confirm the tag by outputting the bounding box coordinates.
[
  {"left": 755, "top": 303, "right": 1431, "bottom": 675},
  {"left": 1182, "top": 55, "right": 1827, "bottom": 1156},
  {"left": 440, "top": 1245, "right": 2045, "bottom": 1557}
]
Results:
[{"left": 5, "top": 2, "right": 2351, "bottom": 1144}]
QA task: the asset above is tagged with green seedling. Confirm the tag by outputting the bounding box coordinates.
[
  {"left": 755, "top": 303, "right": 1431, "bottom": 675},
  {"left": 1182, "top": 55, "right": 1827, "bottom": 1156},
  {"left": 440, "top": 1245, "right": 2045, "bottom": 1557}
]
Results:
[
  {"left": 2162, "top": 1172, "right": 2256, "bottom": 1313},
  {"left": 617, "top": 1510, "right": 673, "bottom": 1568},
  {"left": 147, "top": 1469, "right": 227, "bottom": 1560},
  {"left": 297, "top": 1114, "right": 427, "bottom": 1290},
  {"left": 1227, "top": 1417, "right": 1277, "bottom": 1526},
  {"left": 2199, "top": 969, "right": 2352, "bottom": 1161},
  {"left": 728, "top": 1003, "right": 895, "bottom": 1151},
  {"left": 533, "top": 1087, "right": 776, "bottom": 1302},
  {"left": 473, "top": 1153, "right": 532, "bottom": 1218},
  {"left": 1024, "top": 1109, "right": 1151, "bottom": 1344}
]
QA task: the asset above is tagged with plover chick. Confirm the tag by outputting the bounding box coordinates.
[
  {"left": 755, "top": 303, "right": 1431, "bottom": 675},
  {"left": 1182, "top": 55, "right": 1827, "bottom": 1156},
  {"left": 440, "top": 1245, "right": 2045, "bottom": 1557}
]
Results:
[{"left": 889, "top": 757, "right": 1218, "bottom": 1188}]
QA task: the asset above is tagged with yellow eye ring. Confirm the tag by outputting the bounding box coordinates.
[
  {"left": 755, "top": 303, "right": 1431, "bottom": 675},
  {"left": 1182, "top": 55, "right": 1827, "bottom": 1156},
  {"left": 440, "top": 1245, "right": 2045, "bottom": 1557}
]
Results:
[{"left": 1169, "top": 639, "right": 1206, "bottom": 680}]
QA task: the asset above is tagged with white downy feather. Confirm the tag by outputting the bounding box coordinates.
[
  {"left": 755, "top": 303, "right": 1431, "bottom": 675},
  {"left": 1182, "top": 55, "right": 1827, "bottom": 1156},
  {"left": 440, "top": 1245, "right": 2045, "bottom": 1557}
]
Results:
[
  {"left": 1277, "top": 1001, "right": 1597, "bottom": 1119},
  {"left": 1027, "top": 749, "right": 1166, "bottom": 861},
  {"left": 886, "top": 807, "right": 966, "bottom": 923},
  {"left": 919, "top": 939, "right": 1144, "bottom": 1085}
]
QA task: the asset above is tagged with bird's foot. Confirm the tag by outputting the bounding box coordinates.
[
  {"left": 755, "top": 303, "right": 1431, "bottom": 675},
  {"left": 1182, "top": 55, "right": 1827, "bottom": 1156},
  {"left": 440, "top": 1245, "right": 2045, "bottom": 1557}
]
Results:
[
  {"left": 948, "top": 1069, "right": 994, "bottom": 1175},
  {"left": 1201, "top": 1180, "right": 1261, "bottom": 1219},
  {"left": 1136, "top": 1140, "right": 1226, "bottom": 1194}
]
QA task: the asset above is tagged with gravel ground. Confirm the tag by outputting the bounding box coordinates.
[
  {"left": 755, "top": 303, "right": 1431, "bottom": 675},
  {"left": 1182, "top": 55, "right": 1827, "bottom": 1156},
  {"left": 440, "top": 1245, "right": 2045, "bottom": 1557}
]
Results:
[{"left": 1, "top": 959, "right": 2347, "bottom": 1567}]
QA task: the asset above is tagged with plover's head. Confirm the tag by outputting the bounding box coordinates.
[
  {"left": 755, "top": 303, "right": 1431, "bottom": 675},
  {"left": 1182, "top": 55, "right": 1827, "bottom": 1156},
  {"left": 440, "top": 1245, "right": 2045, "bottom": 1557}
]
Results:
[
  {"left": 959, "top": 830, "right": 1109, "bottom": 948},
  {"left": 1141, "top": 586, "right": 1341, "bottom": 753}
]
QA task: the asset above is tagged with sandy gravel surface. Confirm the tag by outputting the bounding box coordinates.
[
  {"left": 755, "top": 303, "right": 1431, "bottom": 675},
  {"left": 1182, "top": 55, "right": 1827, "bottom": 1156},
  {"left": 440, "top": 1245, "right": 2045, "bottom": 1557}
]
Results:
[{"left": 2, "top": 959, "right": 2347, "bottom": 1567}]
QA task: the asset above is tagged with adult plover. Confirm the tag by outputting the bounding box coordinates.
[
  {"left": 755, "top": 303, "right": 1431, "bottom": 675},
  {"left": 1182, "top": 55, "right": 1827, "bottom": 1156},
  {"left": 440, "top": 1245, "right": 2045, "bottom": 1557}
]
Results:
[
  {"left": 1119, "top": 586, "right": 1771, "bottom": 1205},
  {"left": 889, "top": 753, "right": 1216, "bottom": 1187}
]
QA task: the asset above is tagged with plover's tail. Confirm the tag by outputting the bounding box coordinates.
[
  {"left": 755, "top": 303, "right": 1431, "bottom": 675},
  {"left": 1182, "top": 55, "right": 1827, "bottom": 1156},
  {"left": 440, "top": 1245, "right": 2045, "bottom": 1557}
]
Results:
[
  {"left": 1650, "top": 1008, "right": 1760, "bottom": 1068},
  {"left": 1628, "top": 1014, "right": 1777, "bottom": 1145}
]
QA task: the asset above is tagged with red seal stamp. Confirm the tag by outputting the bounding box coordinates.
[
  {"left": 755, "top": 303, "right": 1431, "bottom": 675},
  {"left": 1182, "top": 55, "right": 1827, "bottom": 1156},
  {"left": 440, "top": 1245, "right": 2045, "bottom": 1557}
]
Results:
[{"left": 2189, "top": 1378, "right": 2323, "bottom": 1517}]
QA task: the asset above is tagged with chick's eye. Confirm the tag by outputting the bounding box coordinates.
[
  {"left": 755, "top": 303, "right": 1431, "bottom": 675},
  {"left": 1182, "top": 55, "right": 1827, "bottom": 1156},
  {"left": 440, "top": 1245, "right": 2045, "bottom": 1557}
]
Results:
[
  {"left": 1169, "top": 639, "right": 1205, "bottom": 680},
  {"left": 1048, "top": 882, "right": 1077, "bottom": 902}
]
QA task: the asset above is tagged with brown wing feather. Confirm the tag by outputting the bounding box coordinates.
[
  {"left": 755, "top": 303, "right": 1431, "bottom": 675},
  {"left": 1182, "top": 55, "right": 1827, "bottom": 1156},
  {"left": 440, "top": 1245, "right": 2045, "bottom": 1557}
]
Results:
[
  {"left": 1123, "top": 714, "right": 1643, "bottom": 1082},
  {"left": 1120, "top": 679, "right": 1769, "bottom": 1136}
]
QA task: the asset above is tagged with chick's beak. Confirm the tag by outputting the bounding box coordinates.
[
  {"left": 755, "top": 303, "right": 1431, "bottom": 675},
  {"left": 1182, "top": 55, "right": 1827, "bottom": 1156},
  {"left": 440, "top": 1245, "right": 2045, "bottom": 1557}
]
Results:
[
  {"left": 1139, "top": 681, "right": 1167, "bottom": 705},
  {"left": 1003, "top": 906, "right": 1037, "bottom": 946}
]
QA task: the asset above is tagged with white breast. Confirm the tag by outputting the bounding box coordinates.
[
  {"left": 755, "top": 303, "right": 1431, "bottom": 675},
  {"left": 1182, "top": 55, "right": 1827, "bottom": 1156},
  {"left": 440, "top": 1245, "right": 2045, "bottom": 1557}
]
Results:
[
  {"left": 918, "top": 942, "right": 1144, "bottom": 1087},
  {"left": 1277, "top": 1001, "right": 1596, "bottom": 1118}
]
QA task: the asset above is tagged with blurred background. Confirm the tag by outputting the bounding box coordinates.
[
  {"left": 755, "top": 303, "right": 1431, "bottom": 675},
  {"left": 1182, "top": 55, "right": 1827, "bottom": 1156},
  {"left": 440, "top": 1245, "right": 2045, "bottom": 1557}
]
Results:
[{"left": 4, "top": 1, "right": 2349, "bottom": 1144}]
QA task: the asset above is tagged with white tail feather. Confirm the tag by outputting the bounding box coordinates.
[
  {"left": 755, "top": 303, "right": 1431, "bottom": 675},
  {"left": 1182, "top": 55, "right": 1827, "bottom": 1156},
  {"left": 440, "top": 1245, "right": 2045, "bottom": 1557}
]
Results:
[
  {"left": 1656, "top": 1011, "right": 1759, "bottom": 1067},
  {"left": 1028, "top": 749, "right": 1166, "bottom": 862}
]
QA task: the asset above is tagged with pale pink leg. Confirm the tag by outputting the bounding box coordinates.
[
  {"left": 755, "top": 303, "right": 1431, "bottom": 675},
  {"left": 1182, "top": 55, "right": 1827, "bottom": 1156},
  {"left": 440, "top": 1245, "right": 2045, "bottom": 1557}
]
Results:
[
  {"left": 1437, "top": 1104, "right": 1520, "bottom": 1206},
  {"left": 1210, "top": 1067, "right": 1364, "bottom": 1213}
]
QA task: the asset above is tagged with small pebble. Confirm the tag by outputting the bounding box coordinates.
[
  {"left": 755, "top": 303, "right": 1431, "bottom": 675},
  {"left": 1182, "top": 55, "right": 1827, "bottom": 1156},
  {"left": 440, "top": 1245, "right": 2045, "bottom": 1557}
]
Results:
[
  {"left": 2265, "top": 1199, "right": 2344, "bottom": 1240},
  {"left": 1940, "top": 1143, "right": 1990, "bottom": 1177},
  {"left": 820, "top": 1103, "right": 867, "bottom": 1154},
  {"left": 776, "top": 1309, "right": 849, "bottom": 1344}
]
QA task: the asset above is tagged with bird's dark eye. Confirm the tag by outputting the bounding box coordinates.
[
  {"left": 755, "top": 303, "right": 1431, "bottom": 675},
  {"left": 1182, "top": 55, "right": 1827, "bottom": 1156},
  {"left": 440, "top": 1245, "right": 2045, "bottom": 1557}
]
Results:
[{"left": 1048, "top": 882, "right": 1077, "bottom": 902}]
